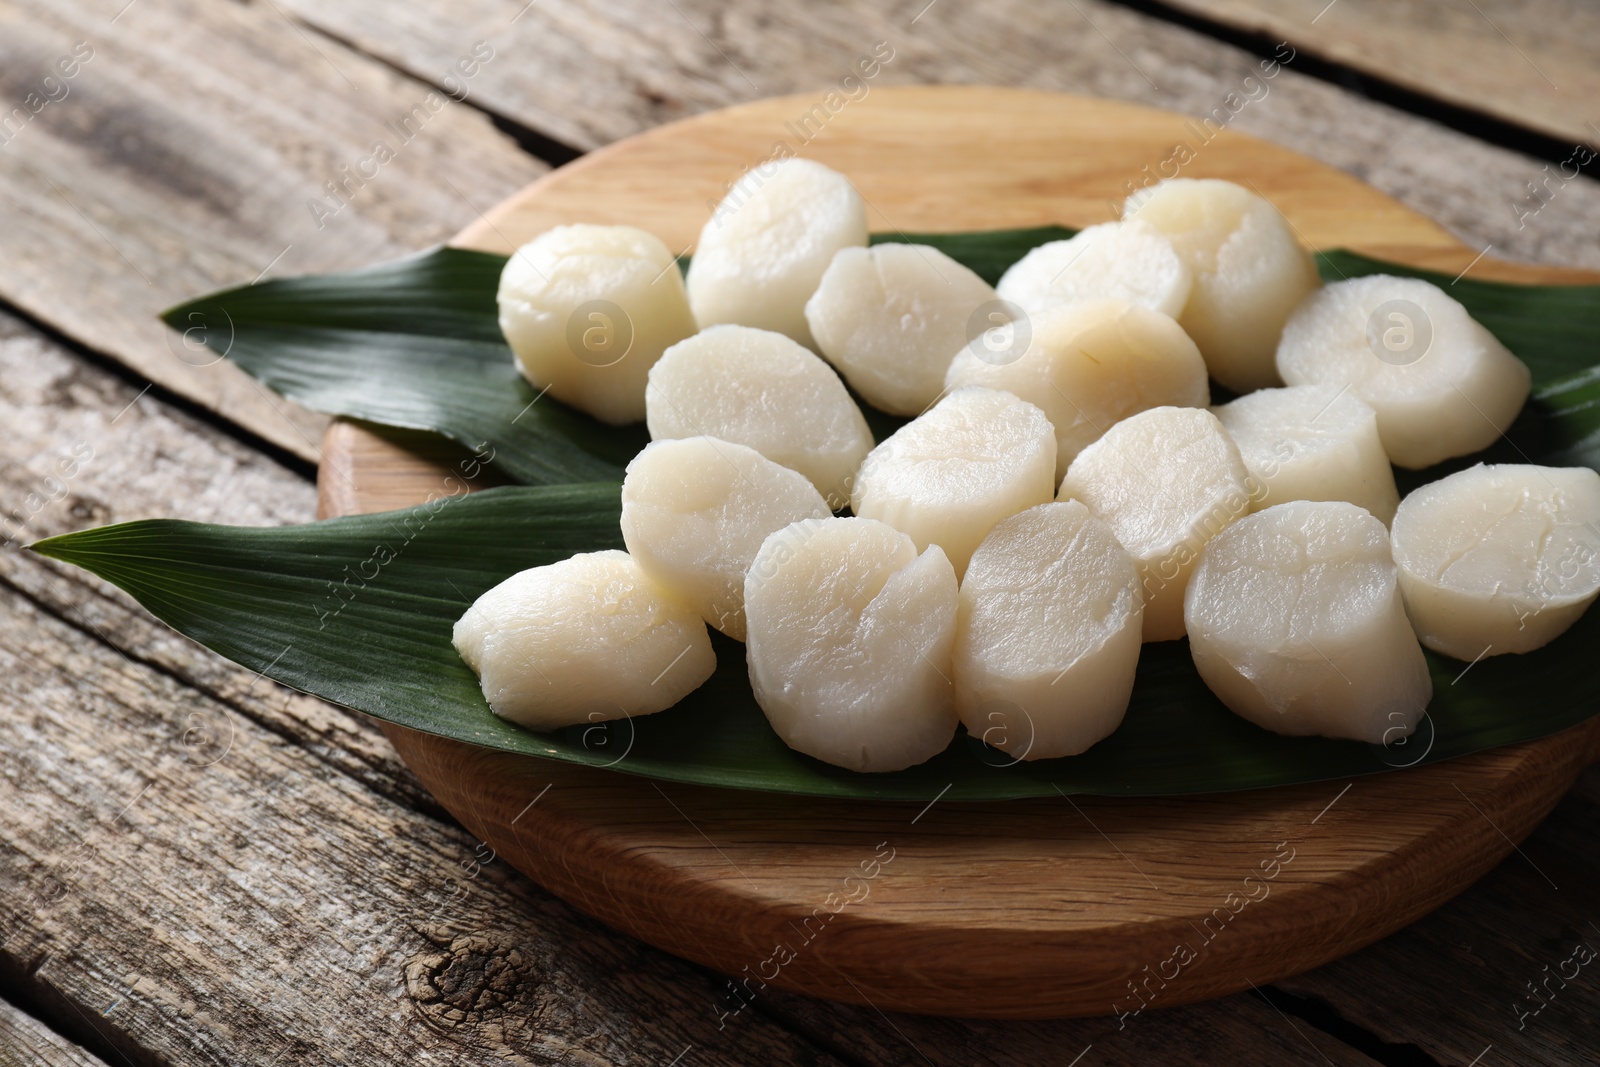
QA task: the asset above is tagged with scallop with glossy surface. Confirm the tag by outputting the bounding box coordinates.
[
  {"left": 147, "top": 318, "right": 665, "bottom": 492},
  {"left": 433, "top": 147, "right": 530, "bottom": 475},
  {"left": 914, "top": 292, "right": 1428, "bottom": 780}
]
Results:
[
  {"left": 453, "top": 550, "right": 716, "bottom": 730},
  {"left": 850, "top": 386, "right": 1056, "bottom": 577},
  {"left": 955, "top": 501, "right": 1144, "bottom": 760},
  {"left": 686, "top": 157, "right": 868, "bottom": 349},
  {"left": 805, "top": 242, "right": 998, "bottom": 416},
  {"left": 1058, "top": 406, "right": 1252, "bottom": 642},
  {"left": 645, "top": 324, "right": 874, "bottom": 509},
  {"left": 1125, "top": 178, "right": 1322, "bottom": 392},
  {"left": 1212, "top": 385, "right": 1400, "bottom": 524},
  {"left": 621, "top": 436, "right": 831, "bottom": 640},
  {"left": 1185, "top": 500, "right": 1431, "bottom": 744},
  {"left": 744, "top": 517, "right": 959, "bottom": 772},
  {"left": 497, "top": 224, "right": 698, "bottom": 424},
  {"left": 996, "top": 219, "right": 1192, "bottom": 320},
  {"left": 1275, "top": 274, "right": 1530, "bottom": 469},
  {"left": 1390, "top": 463, "right": 1600, "bottom": 659},
  {"left": 945, "top": 297, "right": 1209, "bottom": 481}
]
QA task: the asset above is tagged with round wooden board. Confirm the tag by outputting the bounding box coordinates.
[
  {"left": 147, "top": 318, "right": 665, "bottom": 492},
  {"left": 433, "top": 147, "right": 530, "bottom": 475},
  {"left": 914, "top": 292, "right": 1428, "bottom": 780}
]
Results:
[{"left": 317, "top": 87, "right": 1600, "bottom": 1018}]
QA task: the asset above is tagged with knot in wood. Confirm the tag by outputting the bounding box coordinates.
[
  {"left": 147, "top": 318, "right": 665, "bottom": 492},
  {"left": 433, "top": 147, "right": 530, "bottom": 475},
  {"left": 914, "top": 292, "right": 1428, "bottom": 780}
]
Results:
[{"left": 403, "top": 932, "right": 540, "bottom": 1032}]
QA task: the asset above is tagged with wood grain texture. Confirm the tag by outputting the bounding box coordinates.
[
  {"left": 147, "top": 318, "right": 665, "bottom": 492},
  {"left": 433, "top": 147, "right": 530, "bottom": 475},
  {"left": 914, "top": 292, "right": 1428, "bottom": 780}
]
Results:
[
  {"left": 1274, "top": 778, "right": 1600, "bottom": 1067},
  {"left": 0, "top": 305, "right": 1399, "bottom": 1067},
  {"left": 1164, "top": 0, "right": 1600, "bottom": 149},
  {"left": 450, "top": 85, "right": 1600, "bottom": 288},
  {"left": 266, "top": 0, "right": 1600, "bottom": 273},
  {"left": 0, "top": 0, "right": 1590, "bottom": 1058},
  {"left": 0, "top": 998, "right": 111, "bottom": 1067},
  {"left": 752, "top": 761, "right": 1598, "bottom": 1066},
  {"left": 0, "top": 311, "right": 853, "bottom": 1067},
  {"left": 319, "top": 88, "right": 1600, "bottom": 1018},
  {"left": 0, "top": 581, "right": 855, "bottom": 1067},
  {"left": 0, "top": 315, "right": 868, "bottom": 1067},
  {"left": 376, "top": 718, "right": 1597, "bottom": 1019},
  {"left": 0, "top": 309, "right": 441, "bottom": 817},
  {"left": 0, "top": 0, "right": 543, "bottom": 463}
]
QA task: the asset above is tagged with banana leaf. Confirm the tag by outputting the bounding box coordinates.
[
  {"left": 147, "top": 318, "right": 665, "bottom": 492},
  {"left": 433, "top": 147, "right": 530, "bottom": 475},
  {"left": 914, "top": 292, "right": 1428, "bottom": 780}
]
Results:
[{"left": 40, "top": 228, "right": 1597, "bottom": 800}]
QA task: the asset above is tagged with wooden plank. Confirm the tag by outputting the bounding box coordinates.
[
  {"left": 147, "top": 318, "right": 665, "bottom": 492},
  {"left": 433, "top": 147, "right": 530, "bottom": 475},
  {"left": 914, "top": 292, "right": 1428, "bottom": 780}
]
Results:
[
  {"left": 264, "top": 0, "right": 1600, "bottom": 274},
  {"left": 0, "top": 997, "right": 111, "bottom": 1067},
  {"left": 1271, "top": 766, "right": 1600, "bottom": 1067},
  {"left": 0, "top": 309, "right": 439, "bottom": 817},
  {"left": 749, "top": 769, "right": 1599, "bottom": 1067},
  {"left": 0, "top": 578, "right": 861, "bottom": 1067},
  {"left": 1160, "top": 0, "right": 1599, "bottom": 151},
  {"left": 0, "top": 0, "right": 544, "bottom": 463},
  {"left": 0, "top": 285, "right": 1383, "bottom": 1065},
  {"left": 757, "top": 985, "right": 1387, "bottom": 1067},
  {"left": 327, "top": 87, "right": 1600, "bottom": 1027}
]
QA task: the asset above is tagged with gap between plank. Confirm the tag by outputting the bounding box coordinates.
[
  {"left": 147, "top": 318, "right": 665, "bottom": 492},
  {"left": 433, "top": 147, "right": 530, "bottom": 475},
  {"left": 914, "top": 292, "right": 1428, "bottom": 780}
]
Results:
[
  {"left": 0, "top": 297, "right": 318, "bottom": 484},
  {"left": 1252, "top": 986, "right": 1445, "bottom": 1067},
  {"left": 287, "top": 15, "right": 587, "bottom": 168},
  {"left": 278, "top": 0, "right": 1595, "bottom": 183},
  {"left": 0, "top": 960, "right": 130, "bottom": 1067},
  {"left": 0, "top": 564, "right": 449, "bottom": 825},
  {"left": 740, "top": 983, "right": 948, "bottom": 1067},
  {"left": 0, "top": 985, "right": 116, "bottom": 1067},
  {"left": 1104, "top": 0, "right": 1600, "bottom": 177}
]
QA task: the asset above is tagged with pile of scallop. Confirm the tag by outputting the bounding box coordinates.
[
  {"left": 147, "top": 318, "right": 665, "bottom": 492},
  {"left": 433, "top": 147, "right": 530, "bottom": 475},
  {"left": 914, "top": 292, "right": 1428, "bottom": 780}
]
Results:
[{"left": 454, "top": 158, "right": 1600, "bottom": 772}]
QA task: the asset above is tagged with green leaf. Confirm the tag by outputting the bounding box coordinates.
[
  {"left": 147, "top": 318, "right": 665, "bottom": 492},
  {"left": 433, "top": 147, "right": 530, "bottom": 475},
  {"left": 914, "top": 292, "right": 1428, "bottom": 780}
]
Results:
[
  {"left": 160, "top": 232, "right": 1077, "bottom": 486},
  {"left": 74, "top": 227, "right": 1598, "bottom": 799},
  {"left": 33, "top": 485, "right": 1600, "bottom": 800},
  {"left": 160, "top": 248, "right": 643, "bottom": 485},
  {"left": 164, "top": 236, "right": 1600, "bottom": 495}
]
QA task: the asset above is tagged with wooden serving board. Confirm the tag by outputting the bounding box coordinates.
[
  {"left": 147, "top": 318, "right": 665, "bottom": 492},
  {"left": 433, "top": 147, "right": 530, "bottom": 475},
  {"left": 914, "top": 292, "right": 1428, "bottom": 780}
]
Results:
[{"left": 316, "top": 87, "right": 1600, "bottom": 1018}]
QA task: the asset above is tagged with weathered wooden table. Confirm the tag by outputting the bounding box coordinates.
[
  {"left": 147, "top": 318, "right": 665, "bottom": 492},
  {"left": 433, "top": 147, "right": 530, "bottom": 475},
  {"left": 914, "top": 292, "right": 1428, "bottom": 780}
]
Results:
[{"left": 1, "top": 2, "right": 1596, "bottom": 1064}]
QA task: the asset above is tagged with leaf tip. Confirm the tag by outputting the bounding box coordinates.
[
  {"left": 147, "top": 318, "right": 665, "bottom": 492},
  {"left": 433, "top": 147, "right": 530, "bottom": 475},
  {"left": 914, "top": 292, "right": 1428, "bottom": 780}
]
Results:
[
  {"left": 157, "top": 298, "right": 192, "bottom": 327},
  {"left": 26, "top": 532, "right": 74, "bottom": 563}
]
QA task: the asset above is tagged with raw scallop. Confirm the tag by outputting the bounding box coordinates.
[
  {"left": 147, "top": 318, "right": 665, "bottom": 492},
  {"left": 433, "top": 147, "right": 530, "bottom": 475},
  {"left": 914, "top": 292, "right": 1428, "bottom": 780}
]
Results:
[
  {"left": 1058, "top": 406, "right": 1251, "bottom": 641},
  {"left": 497, "top": 224, "right": 698, "bottom": 424},
  {"left": 955, "top": 501, "right": 1143, "bottom": 760},
  {"left": 945, "top": 297, "right": 1209, "bottom": 480},
  {"left": 645, "top": 324, "right": 874, "bottom": 508},
  {"left": 805, "top": 242, "right": 998, "bottom": 415},
  {"left": 1212, "top": 385, "right": 1400, "bottom": 524},
  {"left": 1390, "top": 463, "right": 1600, "bottom": 659},
  {"left": 1275, "top": 274, "right": 1530, "bottom": 469},
  {"left": 744, "top": 517, "right": 959, "bottom": 772},
  {"left": 621, "top": 436, "right": 831, "bottom": 640},
  {"left": 996, "top": 219, "right": 1192, "bottom": 320},
  {"left": 1125, "top": 178, "right": 1322, "bottom": 392},
  {"left": 850, "top": 386, "right": 1056, "bottom": 576},
  {"left": 1185, "top": 500, "right": 1432, "bottom": 744},
  {"left": 686, "top": 158, "right": 868, "bottom": 349},
  {"left": 453, "top": 550, "right": 716, "bottom": 730}
]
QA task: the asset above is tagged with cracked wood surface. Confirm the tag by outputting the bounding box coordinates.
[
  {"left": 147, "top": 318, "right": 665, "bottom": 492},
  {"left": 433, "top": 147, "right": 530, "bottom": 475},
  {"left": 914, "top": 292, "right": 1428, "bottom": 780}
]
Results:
[
  {"left": 0, "top": 283, "right": 1394, "bottom": 1065},
  {"left": 265, "top": 0, "right": 1600, "bottom": 273},
  {"left": 1161, "top": 0, "right": 1600, "bottom": 150},
  {"left": 0, "top": 0, "right": 543, "bottom": 464},
  {"left": 0, "top": 997, "right": 111, "bottom": 1067},
  {"left": 0, "top": 0, "right": 1596, "bottom": 1062}
]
